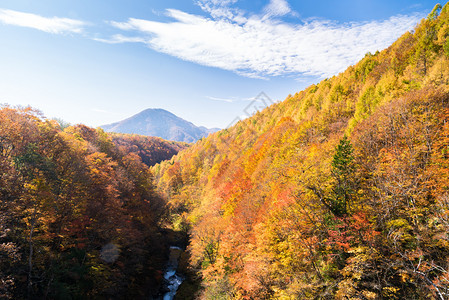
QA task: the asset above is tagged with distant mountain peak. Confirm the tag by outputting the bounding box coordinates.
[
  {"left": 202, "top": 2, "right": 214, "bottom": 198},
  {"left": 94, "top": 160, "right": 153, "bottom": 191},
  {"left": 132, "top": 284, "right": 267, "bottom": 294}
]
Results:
[{"left": 100, "top": 109, "right": 219, "bottom": 143}]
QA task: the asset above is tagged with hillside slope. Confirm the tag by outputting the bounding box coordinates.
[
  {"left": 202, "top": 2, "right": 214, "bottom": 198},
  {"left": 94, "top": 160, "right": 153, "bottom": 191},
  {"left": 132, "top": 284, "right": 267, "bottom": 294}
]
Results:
[
  {"left": 108, "top": 133, "right": 188, "bottom": 166},
  {"left": 0, "top": 113, "right": 186, "bottom": 299},
  {"left": 101, "top": 108, "right": 219, "bottom": 143},
  {"left": 153, "top": 4, "right": 449, "bottom": 299}
]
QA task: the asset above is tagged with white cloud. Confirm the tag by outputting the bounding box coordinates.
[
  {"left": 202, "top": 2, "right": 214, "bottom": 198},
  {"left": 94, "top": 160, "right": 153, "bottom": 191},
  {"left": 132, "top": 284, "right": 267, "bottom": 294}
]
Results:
[
  {"left": 206, "top": 96, "right": 235, "bottom": 103},
  {"left": 196, "top": 0, "right": 242, "bottom": 20},
  {"left": 264, "top": 0, "right": 292, "bottom": 17},
  {"left": 105, "top": 4, "right": 423, "bottom": 79},
  {"left": 93, "top": 34, "right": 145, "bottom": 44},
  {"left": 0, "top": 8, "right": 86, "bottom": 34},
  {"left": 205, "top": 95, "right": 258, "bottom": 102},
  {"left": 206, "top": 94, "right": 273, "bottom": 104}
]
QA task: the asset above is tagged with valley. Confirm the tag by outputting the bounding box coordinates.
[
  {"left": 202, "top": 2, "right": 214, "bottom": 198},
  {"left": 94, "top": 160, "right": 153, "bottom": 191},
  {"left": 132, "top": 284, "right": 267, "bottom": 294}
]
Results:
[
  {"left": 152, "top": 4, "right": 449, "bottom": 298},
  {"left": 1, "top": 2, "right": 449, "bottom": 300}
]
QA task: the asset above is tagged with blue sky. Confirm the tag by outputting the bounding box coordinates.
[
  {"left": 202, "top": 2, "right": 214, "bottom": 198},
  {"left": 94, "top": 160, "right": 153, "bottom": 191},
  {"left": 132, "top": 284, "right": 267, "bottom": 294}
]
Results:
[{"left": 0, "top": 0, "right": 440, "bottom": 128}]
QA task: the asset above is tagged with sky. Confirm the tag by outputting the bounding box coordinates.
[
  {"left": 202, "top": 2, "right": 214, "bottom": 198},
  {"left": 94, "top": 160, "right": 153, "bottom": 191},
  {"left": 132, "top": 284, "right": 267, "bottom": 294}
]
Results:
[{"left": 0, "top": 0, "right": 441, "bottom": 129}]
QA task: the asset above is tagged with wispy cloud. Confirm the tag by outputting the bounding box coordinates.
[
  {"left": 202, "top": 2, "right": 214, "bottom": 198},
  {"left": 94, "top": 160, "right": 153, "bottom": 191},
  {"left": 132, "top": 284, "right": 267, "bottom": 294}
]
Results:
[
  {"left": 407, "top": 3, "right": 423, "bottom": 10},
  {"left": 103, "top": 0, "right": 423, "bottom": 79},
  {"left": 0, "top": 8, "right": 86, "bottom": 34},
  {"left": 196, "top": 0, "right": 243, "bottom": 20},
  {"left": 93, "top": 34, "right": 145, "bottom": 44},
  {"left": 206, "top": 96, "right": 235, "bottom": 103},
  {"left": 205, "top": 95, "right": 264, "bottom": 103},
  {"left": 0, "top": 3, "right": 426, "bottom": 80},
  {"left": 106, "top": 8, "right": 422, "bottom": 78},
  {"left": 264, "top": 0, "right": 292, "bottom": 17}
]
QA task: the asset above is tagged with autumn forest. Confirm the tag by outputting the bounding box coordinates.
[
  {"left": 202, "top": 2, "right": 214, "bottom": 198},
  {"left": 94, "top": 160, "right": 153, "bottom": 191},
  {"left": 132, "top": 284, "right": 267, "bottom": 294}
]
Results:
[{"left": 2, "top": 3, "right": 449, "bottom": 300}]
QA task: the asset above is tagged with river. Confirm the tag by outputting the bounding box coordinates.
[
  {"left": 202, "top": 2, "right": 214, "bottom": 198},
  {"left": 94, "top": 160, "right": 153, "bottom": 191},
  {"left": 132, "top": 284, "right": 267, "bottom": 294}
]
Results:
[{"left": 162, "top": 246, "right": 184, "bottom": 300}]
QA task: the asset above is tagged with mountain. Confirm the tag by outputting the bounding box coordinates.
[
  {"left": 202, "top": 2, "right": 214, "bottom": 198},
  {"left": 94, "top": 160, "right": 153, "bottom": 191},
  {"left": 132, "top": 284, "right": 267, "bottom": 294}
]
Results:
[
  {"left": 153, "top": 4, "right": 449, "bottom": 299},
  {"left": 100, "top": 108, "right": 219, "bottom": 143},
  {"left": 3, "top": 4, "right": 449, "bottom": 300}
]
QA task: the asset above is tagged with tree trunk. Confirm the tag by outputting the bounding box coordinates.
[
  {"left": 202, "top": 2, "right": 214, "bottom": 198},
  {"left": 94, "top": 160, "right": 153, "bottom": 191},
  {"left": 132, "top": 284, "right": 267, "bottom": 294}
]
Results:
[{"left": 27, "top": 210, "right": 36, "bottom": 298}]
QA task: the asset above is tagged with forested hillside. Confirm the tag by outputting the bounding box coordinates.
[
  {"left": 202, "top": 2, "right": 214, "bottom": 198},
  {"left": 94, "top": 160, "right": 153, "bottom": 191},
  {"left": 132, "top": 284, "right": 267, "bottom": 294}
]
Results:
[
  {"left": 0, "top": 109, "right": 185, "bottom": 299},
  {"left": 108, "top": 133, "right": 188, "bottom": 167},
  {"left": 153, "top": 4, "right": 449, "bottom": 299}
]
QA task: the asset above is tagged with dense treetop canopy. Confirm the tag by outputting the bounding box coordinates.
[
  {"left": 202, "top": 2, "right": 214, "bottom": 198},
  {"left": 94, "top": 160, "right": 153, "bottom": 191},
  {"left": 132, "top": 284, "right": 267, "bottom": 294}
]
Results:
[{"left": 153, "top": 4, "right": 449, "bottom": 298}]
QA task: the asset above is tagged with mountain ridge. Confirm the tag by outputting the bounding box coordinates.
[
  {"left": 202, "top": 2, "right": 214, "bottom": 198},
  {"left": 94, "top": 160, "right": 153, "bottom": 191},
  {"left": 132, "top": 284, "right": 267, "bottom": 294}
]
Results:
[{"left": 101, "top": 108, "right": 219, "bottom": 143}]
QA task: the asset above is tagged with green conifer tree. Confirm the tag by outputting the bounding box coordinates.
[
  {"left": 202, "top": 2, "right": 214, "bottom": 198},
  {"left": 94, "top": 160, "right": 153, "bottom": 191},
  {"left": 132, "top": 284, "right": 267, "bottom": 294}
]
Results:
[{"left": 330, "top": 135, "right": 355, "bottom": 216}]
